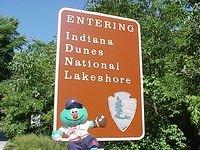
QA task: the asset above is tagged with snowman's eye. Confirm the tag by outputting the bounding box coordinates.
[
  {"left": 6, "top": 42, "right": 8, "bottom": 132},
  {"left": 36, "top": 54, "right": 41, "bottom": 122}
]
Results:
[
  {"left": 74, "top": 108, "right": 79, "bottom": 113},
  {"left": 70, "top": 109, "right": 74, "bottom": 114},
  {"left": 70, "top": 108, "right": 79, "bottom": 114}
]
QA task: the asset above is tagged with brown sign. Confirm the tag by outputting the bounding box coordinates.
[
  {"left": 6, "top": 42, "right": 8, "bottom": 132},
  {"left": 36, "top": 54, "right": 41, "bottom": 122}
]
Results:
[{"left": 53, "top": 8, "right": 144, "bottom": 141}]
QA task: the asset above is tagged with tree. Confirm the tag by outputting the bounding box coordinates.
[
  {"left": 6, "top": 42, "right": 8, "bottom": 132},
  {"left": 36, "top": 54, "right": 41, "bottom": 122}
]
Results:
[
  {"left": 115, "top": 97, "right": 130, "bottom": 119},
  {"left": 0, "top": 2, "right": 199, "bottom": 149},
  {"left": 114, "top": 97, "right": 124, "bottom": 119},
  {"left": 87, "top": 0, "right": 200, "bottom": 149},
  {"left": 0, "top": 16, "right": 26, "bottom": 81},
  {"left": 0, "top": 40, "right": 56, "bottom": 138}
]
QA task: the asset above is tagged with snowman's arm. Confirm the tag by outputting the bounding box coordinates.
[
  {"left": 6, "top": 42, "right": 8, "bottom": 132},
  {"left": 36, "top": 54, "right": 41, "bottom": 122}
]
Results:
[
  {"left": 51, "top": 127, "right": 65, "bottom": 141},
  {"left": 87, "top": 120, "right": 96, "bottom": 128},
  {"left": 88, "top": 115, "right": 107, "bottom": 128}
]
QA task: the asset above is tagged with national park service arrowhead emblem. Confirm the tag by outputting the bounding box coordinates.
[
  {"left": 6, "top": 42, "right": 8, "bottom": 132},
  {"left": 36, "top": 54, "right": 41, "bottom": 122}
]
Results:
[{"left": 108, "top": 92, "right": 137, "bottom": 132}]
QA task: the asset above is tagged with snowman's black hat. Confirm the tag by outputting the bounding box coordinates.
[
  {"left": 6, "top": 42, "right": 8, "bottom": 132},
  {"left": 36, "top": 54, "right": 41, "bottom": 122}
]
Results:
[{"left": 65, "top": 99, "right": 83, "bottom": 110}]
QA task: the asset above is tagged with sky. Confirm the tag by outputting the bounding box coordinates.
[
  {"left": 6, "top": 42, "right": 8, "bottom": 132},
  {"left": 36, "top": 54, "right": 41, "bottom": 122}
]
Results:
[{"left": 0, "top": 0, "right": 88, "bottom": 42}]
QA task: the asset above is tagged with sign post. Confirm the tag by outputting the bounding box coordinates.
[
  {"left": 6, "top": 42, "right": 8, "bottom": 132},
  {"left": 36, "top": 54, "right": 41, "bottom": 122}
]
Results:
[{"left": 53, "top": 8, "right": 144, "bottom": 141}]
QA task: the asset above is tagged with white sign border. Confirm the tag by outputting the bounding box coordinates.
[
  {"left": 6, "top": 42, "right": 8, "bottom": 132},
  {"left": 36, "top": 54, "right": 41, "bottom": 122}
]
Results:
[{"left": 53, "top": 7, "right": 145, "bottom": 141}]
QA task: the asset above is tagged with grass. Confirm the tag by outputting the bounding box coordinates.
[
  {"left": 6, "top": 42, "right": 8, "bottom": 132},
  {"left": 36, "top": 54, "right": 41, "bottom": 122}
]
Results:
[{"left": 4, "top": 134, "right": 66, "bottom": 150}]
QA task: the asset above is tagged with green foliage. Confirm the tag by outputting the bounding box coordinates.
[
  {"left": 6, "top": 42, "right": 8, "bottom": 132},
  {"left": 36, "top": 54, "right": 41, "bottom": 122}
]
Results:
[
  {"left": 103, "top": 125, "right": 186, "bottom": 150},
  {"left": 186, "top": 95, "right": 200, "bottom": 135},
  {"left": 4, "top": 134, "right": 66, "bottom": 150},
  {"left": 0, "top": 16, "right": 26, "bottom": 81},
  {"left": 87, "top": 0, "right": 200, "bottom": 149},
  {"left": 0, "top": 40, "right": 56, "bottom": 138},
  {"left": 0, "top": 1, "right": 199, "bottom": 149}
]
